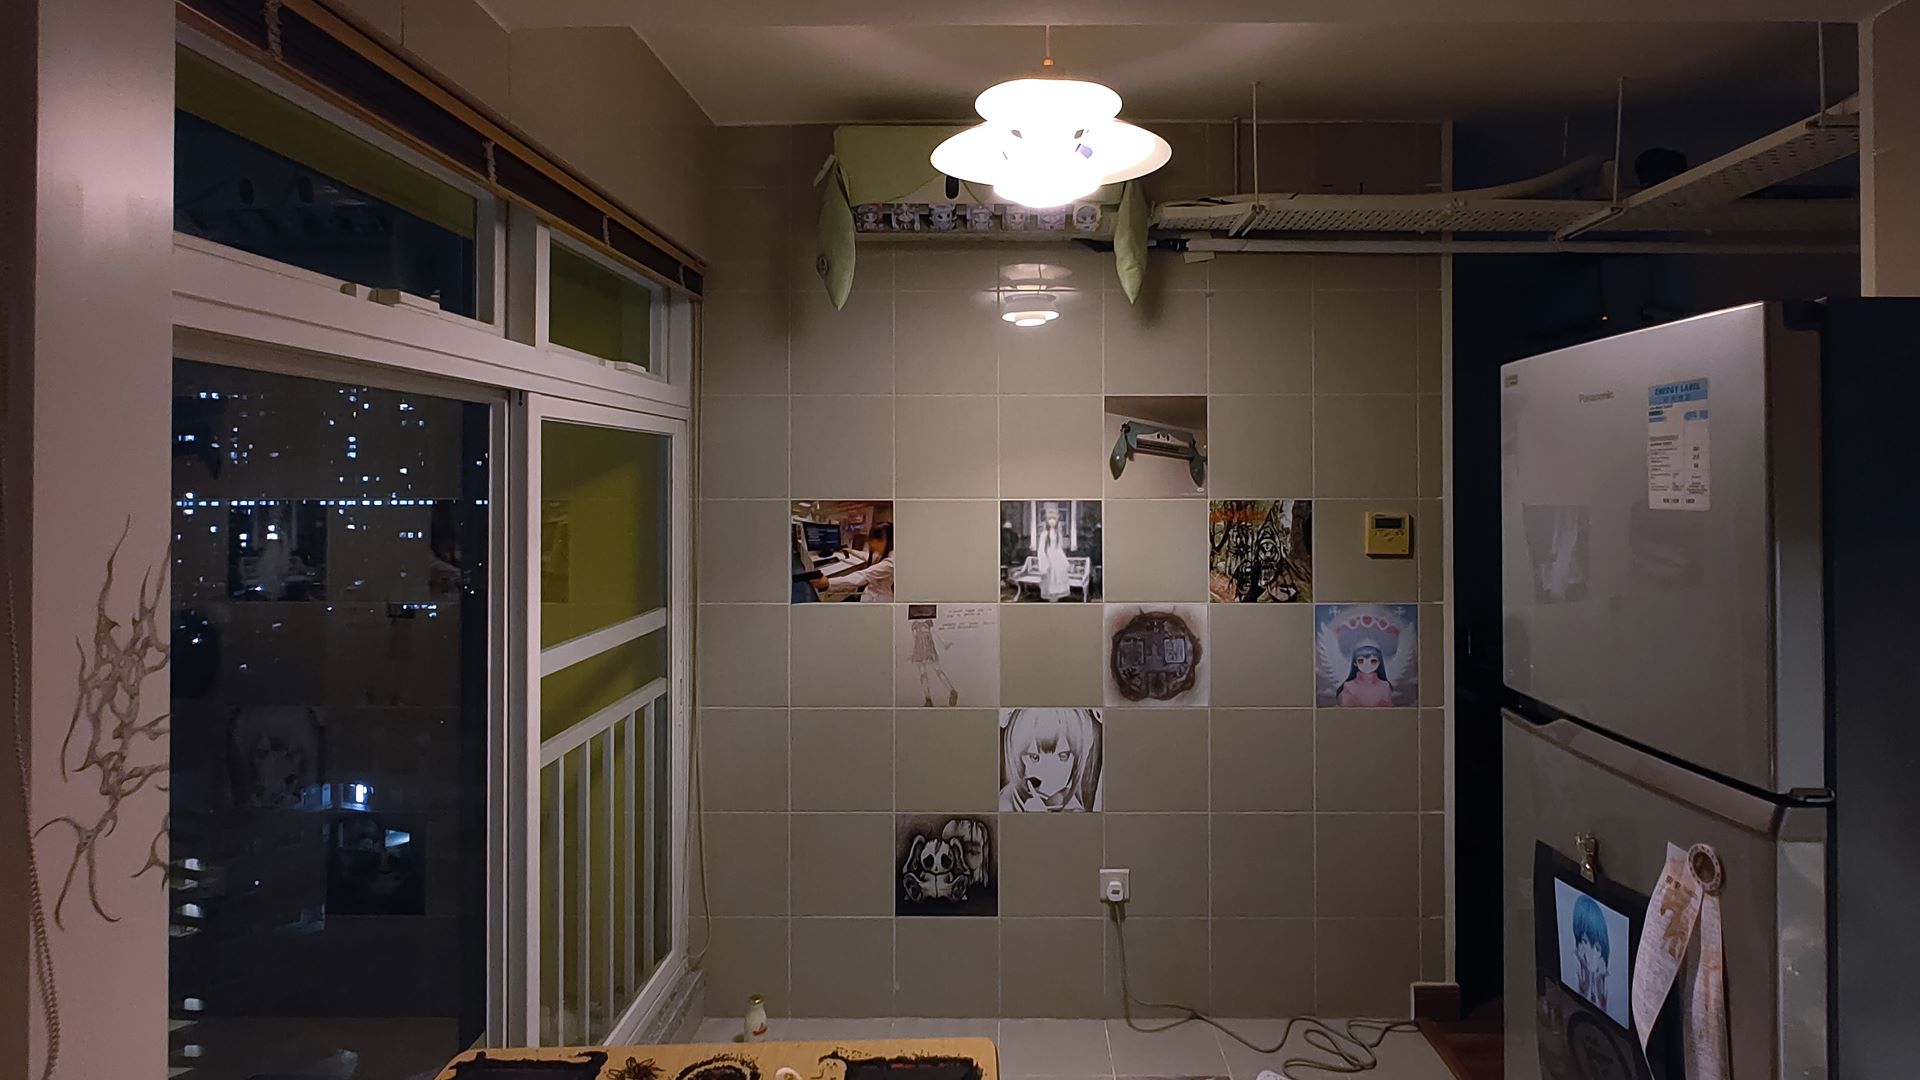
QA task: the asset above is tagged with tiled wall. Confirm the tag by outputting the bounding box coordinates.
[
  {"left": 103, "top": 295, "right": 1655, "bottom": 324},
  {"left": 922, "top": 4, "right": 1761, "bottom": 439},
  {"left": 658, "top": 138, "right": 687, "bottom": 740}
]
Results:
[{"left": 693, "top": 125, "right": 1447, "bottom": 1020}]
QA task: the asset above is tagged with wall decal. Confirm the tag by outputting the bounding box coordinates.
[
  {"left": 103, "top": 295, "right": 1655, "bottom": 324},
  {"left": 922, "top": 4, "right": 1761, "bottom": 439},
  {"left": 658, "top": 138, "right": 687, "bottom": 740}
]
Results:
[
  {"left": 998, "top": 708, "right": 1103, "bottom": 812},
  {"left": 1103, "top": 604, "right": 1209, "bottom": 707},
  {"left": 1000, "top": 500, "right": 1102, "bottom": 602},
  {"left": 792, "top": 500, "right": 894, "bottom": 603},
  {"left": 1208, "top": 499, "right": 1312, "bottom": 603},
  {"left": 896, "top": 814, "right": 996, "bottom": 916},
  {"left": 896, "top": 603, "right": 999, "bottom": 708},
  {"left": 1314, "top": 603, "right": 1419, "bottom": 708},
  {"left": 1104, "top": 396, "right": 1208, "bottom": 498}
]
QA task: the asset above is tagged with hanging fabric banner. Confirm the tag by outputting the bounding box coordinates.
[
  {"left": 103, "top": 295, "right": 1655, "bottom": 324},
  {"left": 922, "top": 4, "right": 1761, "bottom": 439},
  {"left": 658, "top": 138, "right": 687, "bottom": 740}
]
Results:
[{"left": 1632, "top": 843, "right": 1731, "bottom": 1080}]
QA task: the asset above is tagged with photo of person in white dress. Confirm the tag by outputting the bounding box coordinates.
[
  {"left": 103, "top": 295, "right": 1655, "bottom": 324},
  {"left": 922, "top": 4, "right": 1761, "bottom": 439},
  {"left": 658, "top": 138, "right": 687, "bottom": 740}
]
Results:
[
  {"left": 999, "top": 500, "right": 1101, "bottom": 602},
  {"left": 1035, "top": 504, "right": 1071, "bottom": 602}
]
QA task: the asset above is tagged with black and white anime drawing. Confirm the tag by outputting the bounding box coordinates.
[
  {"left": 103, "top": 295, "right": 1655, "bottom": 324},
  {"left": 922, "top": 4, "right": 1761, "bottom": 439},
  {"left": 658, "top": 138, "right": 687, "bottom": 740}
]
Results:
[
  {"left": 1103, "top": 603, "right": 1209, "bottom": 707},
  {"left": 1000, "top": 500, "right": 1102, "bottom": 602},
  {"left": 998, "top": 708, "right": 1103, "bottom": 812},
  {"left": 895, "top": 603, "right": 999, "bottom": 708},
  {"left": 1208, "top": 499, "right": 1312, "bottom": 603},
  {"left": 895, "top": 814, "right": 996, "bottom": 916}
]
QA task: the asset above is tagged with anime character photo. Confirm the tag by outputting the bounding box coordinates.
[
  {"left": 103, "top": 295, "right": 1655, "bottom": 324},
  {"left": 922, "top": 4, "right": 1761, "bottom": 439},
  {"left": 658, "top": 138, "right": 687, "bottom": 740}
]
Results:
[
  {"left": 907, "top": 607, "right": 958, "bottom": 707},
  {"left": 1314, "top": 603, "right": 1418, "bottom": 708},
  {"left": 998, "top": 708, "right": 1103, "bottom": 812},
  {"left": 1571, "top": 894, "right": 1612, "bottom": 1011}
]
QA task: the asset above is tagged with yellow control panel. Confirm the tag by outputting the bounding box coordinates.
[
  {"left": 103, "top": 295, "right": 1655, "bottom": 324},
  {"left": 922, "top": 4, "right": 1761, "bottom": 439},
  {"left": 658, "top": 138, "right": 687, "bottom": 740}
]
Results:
[{"left": 1364, "top": 511, "right": 1413, "bottom": 557}]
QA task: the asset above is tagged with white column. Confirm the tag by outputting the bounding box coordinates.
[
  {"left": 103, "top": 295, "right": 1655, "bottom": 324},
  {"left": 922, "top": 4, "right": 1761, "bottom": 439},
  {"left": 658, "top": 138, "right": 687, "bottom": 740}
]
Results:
[
  {"left": 1863, "top": 0, "right": 1920, "bottom": 295},
  {"left": 6, "top": 0, "right": 175, "bottom": 1077}
]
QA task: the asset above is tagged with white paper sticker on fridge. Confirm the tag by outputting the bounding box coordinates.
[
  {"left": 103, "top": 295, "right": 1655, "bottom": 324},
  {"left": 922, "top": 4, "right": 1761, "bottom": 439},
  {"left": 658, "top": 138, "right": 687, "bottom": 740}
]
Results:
[{"left": 1648, "top": 378, "right": 1711, "bottom": 511}]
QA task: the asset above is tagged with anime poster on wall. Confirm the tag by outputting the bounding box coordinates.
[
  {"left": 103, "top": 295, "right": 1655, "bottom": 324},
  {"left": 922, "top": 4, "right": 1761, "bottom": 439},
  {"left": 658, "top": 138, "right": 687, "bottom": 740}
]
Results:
[
  {"left": 896, "top": 814, "right": 996, "bottom": 916},
  {"left": 1000, "top": 500, "right": 1102, "bottom": 602},
  {"left": 1314, "top": 603, "right": 1419, "bottom": 708},
  {"left": 998, "top": 708, "right": 1104, "bottom": 812},
  {"left": 1103, "top": 603, "right": 1209, "bottom": 708},
  {"left": 790, "top": 500, "right": 895, "bottom": 603},
  {"left": 895, "top": 603, "right": 1000, "bottom": 708},
  {"left": 1208, "top": 499, "right": 1312, "bottom": 603}
]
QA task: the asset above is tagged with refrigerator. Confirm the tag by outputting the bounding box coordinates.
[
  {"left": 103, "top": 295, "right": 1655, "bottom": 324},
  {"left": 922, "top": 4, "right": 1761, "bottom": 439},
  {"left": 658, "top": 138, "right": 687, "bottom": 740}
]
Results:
[{"left": 1499, "top": 298, "right": 1920, "bottom": 1079}]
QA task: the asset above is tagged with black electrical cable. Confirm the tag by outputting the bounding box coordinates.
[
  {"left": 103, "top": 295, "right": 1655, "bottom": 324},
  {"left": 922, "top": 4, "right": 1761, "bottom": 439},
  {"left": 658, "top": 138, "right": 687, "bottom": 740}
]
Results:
[{"left": 1106, "top": 902, "right": 1421, "bottom": 1078}]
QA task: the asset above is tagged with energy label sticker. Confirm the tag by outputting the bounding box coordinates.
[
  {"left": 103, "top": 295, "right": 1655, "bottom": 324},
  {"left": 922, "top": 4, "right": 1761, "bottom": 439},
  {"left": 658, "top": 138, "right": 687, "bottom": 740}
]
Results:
[{"left": 1648, "top": 378, "right": 1710, "bottom": 511}]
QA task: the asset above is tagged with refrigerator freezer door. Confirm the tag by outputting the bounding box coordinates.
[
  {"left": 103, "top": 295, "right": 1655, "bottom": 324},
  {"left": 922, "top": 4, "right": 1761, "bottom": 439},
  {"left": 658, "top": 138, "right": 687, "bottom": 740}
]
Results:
[
  {"left": 1500, "top": 302, "right": 1823, "bottom": 793},
  {"left": 1503, "top": 711, "right": 1828, "bottom": 1080}
]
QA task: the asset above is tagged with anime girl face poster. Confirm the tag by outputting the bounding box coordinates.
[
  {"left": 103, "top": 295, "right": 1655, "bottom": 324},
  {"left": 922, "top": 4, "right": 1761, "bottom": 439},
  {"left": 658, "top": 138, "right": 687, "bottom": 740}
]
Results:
[
  {"left": 1314, "top": 603, "right": 1418, "bottom": 708},
  {"left": 1554, "top": 878, "right": 1632, "bottom": 1027},
  {"left": 894, "top": 603, "right": 1000, "bottom": 708},
  {"left": 1103, "top": 603, "right": 1209, "bottom": 708},
  {"left": 998, "top": 708, "right": 1103, "bottom": 812},
  {"left": 1208, "top": 499, "right": 1312, "bottom": 603}
]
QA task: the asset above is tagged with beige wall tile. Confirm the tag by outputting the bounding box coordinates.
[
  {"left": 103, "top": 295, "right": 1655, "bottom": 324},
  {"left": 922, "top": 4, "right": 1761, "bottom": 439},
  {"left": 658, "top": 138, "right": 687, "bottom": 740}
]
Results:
[
  {"left": 704, "top": 195, "right": 792, "bottom": 295},
  {"left": 896, "top": 396, "right": 998, "bottom": 497},
  {"left": 896, "top": 708, "right": 999, "bottom": 812},
  {"left": 792, "top": 287, "right": 892, "bottom": 395},
  {"left": 1420, "top": 710, "right": 1444, "bottom": 811},
  {"left": 1210, "top": 253, "right": 1313, "bottom": 291},
  {"left": 998, "top": 1019, "right": 1113, "bottom": 1075},
  {"left": 894, "top": 500, "right": 999, "bottom": 601},
  {"left": 1104, "top": 292, "right": 1209, "bottom": 396},
  {"left": 1421, "top": 917, "right": 1449, "bottom": 982},
  {"left": 702, "top": 917, "right": 789, "bottom": 1007},
  {"left": 701, "top": 812, "right": 788, "bottom": 915},
  {"left": 1419, "top": 603, "right": 1443, "bottom": 706},
  {"left": 713, "top": 126, "right": 791, "bottom": 185},
  {"left": 1211, "top": 814, "right": 1314, "bottom": 916},
  {"left": 700, "top": 396, "right": 789, "bottom": 499},
  {"left": 1212, "top": 709, "right": 1313, "bottom": 811},
  {"left": 1417, "top": 289, "right": 1444, "bottom": 395},
  {"left": 895, "top": 292, "right": 999, "bottom": 395},
  {"left": 1316, "top": 813, "right": 1420, "bottom": 918},
  {"left": 896, "top": 918, "right": 1000, "bottom": 1016},
  {"left": 790, "top": 396, "right": 892, "bottom": 498},
  {"left": 1417, "top": 498, "right": 1445, "bottom": 602},
  {"left": 790, "top": 602, "right": 893, "bottom": 707},
  {"left": 1105, "top": 814, "right": 1209, "bottom": 917},
  {"left": 1313, "top": 254, "right": 1425, "bottom": 291},
  {"left": 1313, "top": 395, "right": 1419, "bottom": 497},
  {"left": 998, "top": 812, "right": 1105, "bottom": 916},
  {"left": 1316, "top": 710, "right": 1420, "bottom": 812},
  {"left": 1208, "top": 395, "right": 1313, "bottom": 498},
  {"left": 898, "top": 246, "right": 999, "bottom": 291},
  {"left": 791, "top": 813, "right": 893, "bottom": 915},
  {"left": 999, "top": 396, "right": 1105, "bottom": 499},
  {"left": 1107, "top": 1013, "right": 1233, "bottom": 1070},
  {"left": 1315, "top": 918, "right": 1420, "bottom": 1016},
  {"left": 1211, "top": 604, "right": 1314, "bottom": 706},
  {"left": 1104, "top": 499, "right": 1210, "bottom": 601},
  {"left": 1312, "top": 499, "right": 1420, "bottom": 603},
  {"left": 1102, "top": 708, "right": 1208, "bottom": 811},
  {"left": 791, "top": 918, "right": 894, "bottom": 1016},
  {"left": 1313, "top": 290, "right": 1418, "bottom": 395},
  {"left": 1417, "top": 393, "right": 1444, "bottom": 499},
  {"left": 790, "top": 709, "right": 893, "bottom": 811},
  {"left": 1211, "top": 919, "right": 1316, "bottom": 1016},
  {"left": 999, "top": 292, "right": 1102, "bottom": 394},
  {"left": 698, "top": 604, "right": 788, "bottom": 706},
  {"left": 1000, "top": 603, "right": 1104, "bottom": 706},
  {"left": 1001, "top": 918, "right": 1105, "bottom": 1017},
  {"left": 697, "top": 500, "right": 789, "bottom": 603},
  {"left": 701, "top": 292, "right": 789, "bottom": 394},
  {"left": 700, "top": 708, "right": 789, "bottom": 811},
  {"left": 1210, "top": 291, "right": 1313, "bottom": 394},
  {"left": 1103, "top": 917, "right": 1212, "bottom": 1018},
  {"left": 1422, "top": 812, "right": 1446, "bottom": 917}
]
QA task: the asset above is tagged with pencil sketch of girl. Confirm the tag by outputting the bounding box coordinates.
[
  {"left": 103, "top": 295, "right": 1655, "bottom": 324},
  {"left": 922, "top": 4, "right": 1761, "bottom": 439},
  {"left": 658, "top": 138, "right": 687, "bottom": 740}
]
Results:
[
  {"left": 998, "top": 708, "right": 1103, "bottom": 812},
  {"left": 907, "top": 605, "right": 958, "bottom": 707}
]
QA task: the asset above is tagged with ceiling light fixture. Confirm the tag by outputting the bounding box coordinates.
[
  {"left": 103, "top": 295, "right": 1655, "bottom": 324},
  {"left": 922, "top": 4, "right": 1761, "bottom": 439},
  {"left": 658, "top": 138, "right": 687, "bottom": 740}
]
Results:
[
  {"left": 1000, "top": 291, "right": 1061, "bottom": 327},
  {"left": 931, "top": 26, "right": 1171, "bottom": 210}
]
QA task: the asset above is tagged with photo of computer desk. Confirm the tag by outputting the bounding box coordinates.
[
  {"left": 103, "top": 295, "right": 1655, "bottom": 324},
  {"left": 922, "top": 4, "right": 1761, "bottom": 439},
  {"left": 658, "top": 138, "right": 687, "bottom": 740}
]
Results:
[{"left": 793, "top": 519, "right": 872, "bottom": 602}]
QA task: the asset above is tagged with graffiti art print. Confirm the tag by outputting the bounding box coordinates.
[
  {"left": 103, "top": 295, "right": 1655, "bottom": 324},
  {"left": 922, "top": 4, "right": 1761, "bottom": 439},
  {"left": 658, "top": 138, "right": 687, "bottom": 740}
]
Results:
[
  {"left": 1208, "top": 499, "right": 1312, "bottom": 603},
  {"left": 1103, "top": 603, "right": 1209, "bottom": 707},
  {"left": 1314, "top": 603, "right": 1418, "bottom": 708}
]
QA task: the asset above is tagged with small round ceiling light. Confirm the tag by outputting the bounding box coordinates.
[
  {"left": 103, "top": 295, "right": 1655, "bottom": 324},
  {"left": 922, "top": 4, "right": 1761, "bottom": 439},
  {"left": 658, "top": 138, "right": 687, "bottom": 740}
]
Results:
[
  {"left": 931, "top": 27, "right": 1171, "bottom": 210},
  {"left": 1001, "top": 291, "right": 1061, "bottom": 327}
]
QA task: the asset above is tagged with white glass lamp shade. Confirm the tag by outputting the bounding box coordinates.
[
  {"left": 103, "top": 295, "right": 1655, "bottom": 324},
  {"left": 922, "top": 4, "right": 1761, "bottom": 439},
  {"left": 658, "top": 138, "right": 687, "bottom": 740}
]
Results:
[
  {"left": 931, "top": 75, "right": 1171, "bottom": 209},
  {"left": 1000, "top": 291, "right": 1061, "bottom": 327}
]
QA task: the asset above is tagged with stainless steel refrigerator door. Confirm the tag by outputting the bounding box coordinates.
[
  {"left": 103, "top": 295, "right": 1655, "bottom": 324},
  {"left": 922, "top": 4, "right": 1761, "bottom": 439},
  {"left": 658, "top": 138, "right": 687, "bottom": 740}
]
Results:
[
  {"left": 1500, "top": 302, "right": 1825, "bottom": 793},
  {"left": 1503, "top": 712, "right": 1829, "bottom": 1080}
]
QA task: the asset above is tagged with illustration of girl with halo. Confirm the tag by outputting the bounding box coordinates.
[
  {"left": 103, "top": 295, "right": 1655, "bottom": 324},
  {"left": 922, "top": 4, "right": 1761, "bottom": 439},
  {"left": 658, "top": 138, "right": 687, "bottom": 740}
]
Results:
[
  {"left": 907, "top": 605, "right": 959, "bottom": 707},
  {"left": 1314, "top": 603, "right": 1418, "bottom": 708},
  {"left": 998, "top": 708, "right": 1103, "bottom": 812}
]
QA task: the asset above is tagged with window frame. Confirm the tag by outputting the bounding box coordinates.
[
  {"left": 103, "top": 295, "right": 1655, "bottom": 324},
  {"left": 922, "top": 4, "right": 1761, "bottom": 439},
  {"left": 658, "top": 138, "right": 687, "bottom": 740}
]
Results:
[{"left": 544, "top": 232, "right": 671, "bottom": 385}]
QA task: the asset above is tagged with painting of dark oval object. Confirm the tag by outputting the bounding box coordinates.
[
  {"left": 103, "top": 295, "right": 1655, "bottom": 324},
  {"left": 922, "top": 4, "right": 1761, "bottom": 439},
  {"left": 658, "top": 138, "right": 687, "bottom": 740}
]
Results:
[{"left": 1102, "top": 604, "right": 1209, "bottom": 707}]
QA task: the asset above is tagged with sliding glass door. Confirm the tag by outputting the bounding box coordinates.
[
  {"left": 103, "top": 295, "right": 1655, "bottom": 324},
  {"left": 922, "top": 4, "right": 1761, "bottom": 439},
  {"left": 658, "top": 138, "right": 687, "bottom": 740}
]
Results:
[{"left": 523, "top": 398, "right": 687, "bottom": 1045}]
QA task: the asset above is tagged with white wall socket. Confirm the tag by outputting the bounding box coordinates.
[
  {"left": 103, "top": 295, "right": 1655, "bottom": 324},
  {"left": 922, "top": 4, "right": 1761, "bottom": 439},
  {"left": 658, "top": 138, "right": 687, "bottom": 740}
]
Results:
[{"left": 1098, "top": 868, "right": 1130, "bottom": 903}]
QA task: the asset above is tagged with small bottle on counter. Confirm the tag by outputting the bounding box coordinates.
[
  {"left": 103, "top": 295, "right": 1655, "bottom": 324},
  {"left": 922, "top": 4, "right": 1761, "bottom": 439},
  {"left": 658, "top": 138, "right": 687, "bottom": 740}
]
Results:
[{"left": 743, "top": 994, "right": 768, "bottom": 1043}]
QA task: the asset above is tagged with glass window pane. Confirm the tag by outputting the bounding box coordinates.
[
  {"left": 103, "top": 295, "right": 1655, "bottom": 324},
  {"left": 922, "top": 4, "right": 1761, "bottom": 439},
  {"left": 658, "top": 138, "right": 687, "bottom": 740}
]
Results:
[
  {"left": 539, "top": 421, "right": 669, "bottom": 647},
  {"left": 549, "top": 241, "right": 656, "bottom": 369},
  {"left": 169, "top": 359, "right": 491, "bottom": 1078},
  {"left": 175, "top": 45, "right": 480, "bottom": 317}
]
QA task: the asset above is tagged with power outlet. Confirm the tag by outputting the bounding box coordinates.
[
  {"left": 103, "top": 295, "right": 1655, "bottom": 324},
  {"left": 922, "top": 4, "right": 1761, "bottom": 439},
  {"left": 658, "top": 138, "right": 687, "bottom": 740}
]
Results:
[{"left": 1098, "top": 868, "right": 1131, "bottom": 903}]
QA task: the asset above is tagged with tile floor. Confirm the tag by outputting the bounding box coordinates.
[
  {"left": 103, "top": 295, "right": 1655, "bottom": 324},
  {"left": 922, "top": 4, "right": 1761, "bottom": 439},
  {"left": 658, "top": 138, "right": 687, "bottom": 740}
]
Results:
[{"left": 685, "top": 1017, "right": 1452, "bottom": 1080}]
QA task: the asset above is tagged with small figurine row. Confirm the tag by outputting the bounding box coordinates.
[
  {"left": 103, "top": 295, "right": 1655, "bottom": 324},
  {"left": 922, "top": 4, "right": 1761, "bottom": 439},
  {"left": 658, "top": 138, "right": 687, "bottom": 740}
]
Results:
[{"left": 853, "top": 201, "right": 1103, "bottom": 234}]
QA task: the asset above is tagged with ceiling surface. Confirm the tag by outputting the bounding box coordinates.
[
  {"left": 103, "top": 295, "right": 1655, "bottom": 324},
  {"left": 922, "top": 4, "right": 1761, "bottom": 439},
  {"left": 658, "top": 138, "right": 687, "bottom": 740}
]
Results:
[{"left": 484, "top": 4, "right": 1864, "bottom": 126}]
